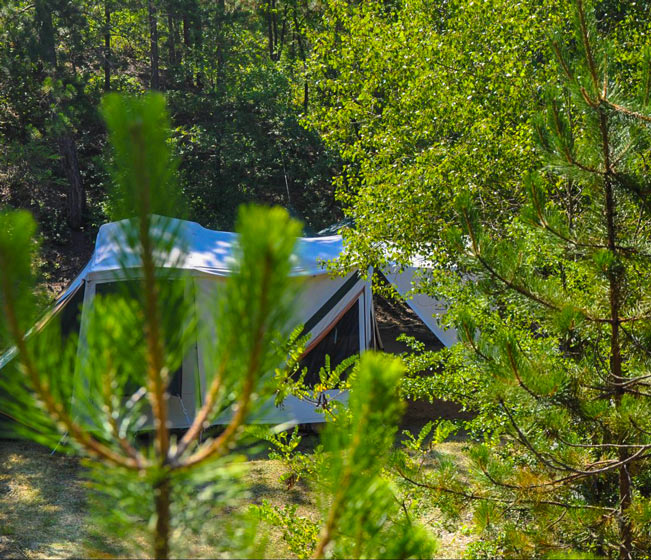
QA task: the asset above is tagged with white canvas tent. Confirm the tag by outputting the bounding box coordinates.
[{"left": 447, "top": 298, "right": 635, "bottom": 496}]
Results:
[{"left": 0, "top": 217, "right": 456, "bottom": 428}]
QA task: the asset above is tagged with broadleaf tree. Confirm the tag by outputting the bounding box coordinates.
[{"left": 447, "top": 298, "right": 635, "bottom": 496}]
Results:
[{"left": 307, "top": 0, "right": 651, "bottom": 557}]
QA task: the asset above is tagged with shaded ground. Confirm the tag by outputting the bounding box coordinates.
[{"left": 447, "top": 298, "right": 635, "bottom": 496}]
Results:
[
  {"left": 39, "top": 230, "right": 96, "bottom": 299},
  {"left": 0, "top": 441, "right": 85, "bottom": 559},
  {"left": 0, "top": 439, "right": 474, "bottom": 558}
]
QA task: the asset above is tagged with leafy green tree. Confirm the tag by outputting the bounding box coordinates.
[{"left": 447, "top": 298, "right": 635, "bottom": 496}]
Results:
[
  {"left": 387, "top": 2, "right": 651, "bottom": 557},
  {"left": 306, "top": 0, "right": 568, "bottom": 270}
]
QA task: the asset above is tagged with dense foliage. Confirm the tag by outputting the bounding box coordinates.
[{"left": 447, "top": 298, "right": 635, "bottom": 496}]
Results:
[
  {"left": 0, "top": 0, "right": 340, "bottom": 291},
  {"left": 306, "top": 0, "right": 651, "bottom": 557}
]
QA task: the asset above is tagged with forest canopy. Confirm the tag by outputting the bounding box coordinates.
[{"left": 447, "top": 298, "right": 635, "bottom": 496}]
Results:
[{"left": 1, "top": 0, "right": 651, "bottom": 558}]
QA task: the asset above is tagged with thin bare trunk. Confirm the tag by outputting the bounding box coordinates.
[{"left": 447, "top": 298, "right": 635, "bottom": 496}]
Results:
[
  {"left": 58, "top": 133, "right": 85, "bottom": 229},
  {"left": 104, "top": 0, "right": 111, "bottom": 91},
  {"left": 35, "top": 0, "right": 85, "bottom": 228},
  {"left": 149, "top": 0, "right": 160, "bottom": 89},
  {"left": 168, "top": 11, "right": 176, "bottom": 67},
  {"left": 217, "top": 0, "right": 225, "bottom": 78},
  {"left": 267, "top": 0, "right": 274, "bottom": 60},
  {"left": 599, "top": 105, "right": 633, "bottom": 560},
  {"left": 193, "top": 7, "right": 202, "bottom": 88},
  {"left": 182, "top": 12, "right": 190, "bottom": 47},
  {"left": 303, "top": 80, "right": 309, "bottom": 112},
  {"left": 154, "top": 476, "right": 171, "bottom": 559},
  {"left": 35, "top": 0, "right": 57, "bottom": 68}
]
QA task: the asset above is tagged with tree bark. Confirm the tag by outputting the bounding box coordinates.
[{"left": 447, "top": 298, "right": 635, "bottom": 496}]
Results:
[
  {"left": 600, "top": 106, "right": 633, "bottom": 560},
  {"left": 154, "top": 476, "right": 171, "bottom": 559},
  {"left": 192, "top": 4, "right": 203, "bottom": 88},
  {"left": 182, "top": 12, "right": 190, "bottom": 47},
  {"left": 267, "top": 0, "right": 275, "bottom": 60},
  {"left": 149, "top": 0, "right": 160, "bottom": 89},
  {"left": 104, "top": 0, "right": 111, "bottom": 91},
  {"left": 35, "top": 0, "right": 86, "bottom": 229},
  {"left": 304, "top": 80, "right": 309, "bottom": 113},
  {"left": 58, "top": 134, "right": 85, "bottom": 230},
  {"left": 167, "top": 10, "right": 176, "bottom": 67},
  {"left": 292, "top": 3, "right": 308, "bottom": 111}
]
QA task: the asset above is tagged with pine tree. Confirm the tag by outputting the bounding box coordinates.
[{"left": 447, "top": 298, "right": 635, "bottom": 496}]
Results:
[
  {"left": 397, "top": 1, "right": 651, "bottom": 557},
  {"left": 0, "top": 93, "right": 303, "bottom": 557}
]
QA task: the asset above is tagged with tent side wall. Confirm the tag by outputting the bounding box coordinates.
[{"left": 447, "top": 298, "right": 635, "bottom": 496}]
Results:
[
  {"left": 382, "top": 267, "right": 458, "bottom": 348},
  {"left": 2, "top": 267, "right": 373, "bottom": 430},
  {"left": 198, "top": 270, "right": 371, "bottom": 425}
]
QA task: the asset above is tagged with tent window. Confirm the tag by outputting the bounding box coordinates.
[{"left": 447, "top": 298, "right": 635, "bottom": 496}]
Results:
[
  {"left": 299, "top": 300, "right": 360, "bottom": 386},
  {"left": 168, "top": 366, "right": 182, "bottom": 397},
  {"left": 60, "top": 282, "right": 85, "bottom": 340},
  {"left": 95, "top": 280, "right": 183, "bottom": 397}
]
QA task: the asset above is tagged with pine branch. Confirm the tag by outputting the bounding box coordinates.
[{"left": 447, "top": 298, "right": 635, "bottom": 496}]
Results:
[
  {"left": 576, "top": 0, "right": 599, "bottom": 92},
  {"left": 178, "top": 253, "right": 274, "bottom": 470},
  {"left": 0, "top": 261, "right": 139, "bottom": 470},
  {"left": 395, "top": 465, "right": 615, "bottom": 512},
  {"left": 499, "top": 401, "right": 651, "bottom": 478},
  {"left": 504, "top": 343, "right": 545, "bottom": 400},
  {"left": 171, "top": 354, "right": 229, "bottom": 461},
  {"left": 603, "top": 99, "right": 651, "bottom": 124},
  {"left": 102, "top": 354, "right": 146, "bottom": 468}
]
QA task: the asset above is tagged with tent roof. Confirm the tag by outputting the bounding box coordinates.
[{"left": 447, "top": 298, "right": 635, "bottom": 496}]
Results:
[{"left": 89, "top": 217, "right": 344, "bottom": 278}]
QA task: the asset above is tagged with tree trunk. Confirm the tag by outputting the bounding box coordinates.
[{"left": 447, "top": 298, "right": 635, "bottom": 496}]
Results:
[
  {"left": 104, "top": 0, "right": 111, "bottom": 91},
  {"left": 192, "top": 5, "right": 202, "bottom": 88},
  {"left": 304, "top": 80, "right": 309, "bottom": 113},
  {"left": 35, "top": 0, "right": 86, "bottom": 229},
  {"left": 292, "top": 3, "right": 308, "bottom": 111},
  {"left": 217, "top": 0, "right": 225, "bottom": 77},
  {"left": 267, "top": 0, "right": 275, "bottom": 60},
  {"left": 182, "top": 12, "right": 190, "bottom": 47},
  {"left": 600, "top": 107, "right": 633, "bottom": 560},
  {"left": 35, "top": 0, "right": 57, "bottom": 68},
  {"left": 153, "top": 476, "right": 171, "bottom": 559},
  {"left": 149, "top": 0, "right": 160, "bottom": 90},
  {"left": 167, "top": 11, "right": 176, "bottom": 67},
  {"left": 58, "top": 133, "right": 85, "bottom": 230}
]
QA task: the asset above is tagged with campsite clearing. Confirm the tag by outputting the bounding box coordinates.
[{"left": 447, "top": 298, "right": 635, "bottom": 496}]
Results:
[{"left": 0, "top": 435, "right": 474, "bottom": 558}]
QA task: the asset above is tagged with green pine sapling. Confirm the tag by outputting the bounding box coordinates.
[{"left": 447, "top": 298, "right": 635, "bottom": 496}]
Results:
[{"left": 0, "top": 93, "right": 303, "bottom": 558}]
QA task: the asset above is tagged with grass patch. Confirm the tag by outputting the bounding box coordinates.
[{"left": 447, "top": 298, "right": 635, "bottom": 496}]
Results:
[{"left": 0, "top": 434, "right": 476, "bottom": 558}]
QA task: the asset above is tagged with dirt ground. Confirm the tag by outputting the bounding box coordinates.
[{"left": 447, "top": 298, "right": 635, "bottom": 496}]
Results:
[{"left": 0, "top": 437, "right": 474, "bottom": 559}]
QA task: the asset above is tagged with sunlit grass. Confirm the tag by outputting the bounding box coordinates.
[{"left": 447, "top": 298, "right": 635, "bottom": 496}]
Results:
[{"left": 0, "top": 437, "right": 475, "bottom": 558}]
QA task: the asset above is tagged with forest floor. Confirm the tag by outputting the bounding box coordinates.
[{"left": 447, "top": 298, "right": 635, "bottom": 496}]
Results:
[{"left": 0, "top": 428, "right": 475, "bottom": 559}]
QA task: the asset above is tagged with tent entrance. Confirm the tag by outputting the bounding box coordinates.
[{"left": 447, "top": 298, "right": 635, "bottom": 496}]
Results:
[
  {"left": 298, "top": 299, "right": 361, "bottom": 385},
  {"left": 90, "top": 279, "right": 196, "bottom": 426}
]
